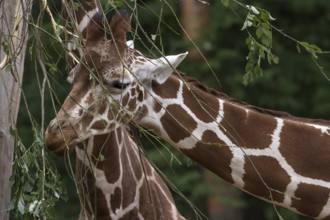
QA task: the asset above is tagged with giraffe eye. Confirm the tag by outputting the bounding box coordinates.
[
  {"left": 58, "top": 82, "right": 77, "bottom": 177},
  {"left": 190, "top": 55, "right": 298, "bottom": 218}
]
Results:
[{"left": 111, "top": 81, "right": 130, "bottom": 90}]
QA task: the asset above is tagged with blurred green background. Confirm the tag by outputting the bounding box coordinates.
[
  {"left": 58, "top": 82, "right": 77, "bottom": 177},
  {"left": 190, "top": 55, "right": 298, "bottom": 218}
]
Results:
[{"left": 15, "top": 0, "right": 330, "bottom": 219}]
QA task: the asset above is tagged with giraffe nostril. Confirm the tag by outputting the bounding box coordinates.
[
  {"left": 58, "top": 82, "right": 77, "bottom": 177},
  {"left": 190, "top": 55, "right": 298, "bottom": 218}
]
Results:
[
  {"left": 47, "top": 119, "right": 57, "bottom": 133},
  {"left": 59, "top": 120, "right": 67, "bottom": 128},
  {"left": 78, "top": 108, "right": 84, "bottom": 117},
  {"left": 47, "top": 118, "right": 71, "bottom": 133}
]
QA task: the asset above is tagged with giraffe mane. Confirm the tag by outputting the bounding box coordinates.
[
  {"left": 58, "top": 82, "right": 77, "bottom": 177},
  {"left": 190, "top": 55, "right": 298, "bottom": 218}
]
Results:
[{"left": 176, "top": 72, "right": 330, "bottom": 127}]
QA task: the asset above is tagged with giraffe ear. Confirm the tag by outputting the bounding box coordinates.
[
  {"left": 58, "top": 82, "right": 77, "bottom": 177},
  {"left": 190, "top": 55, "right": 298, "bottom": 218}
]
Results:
[{"left": 151, "top": 52, "right": 188, "bottom": 84}]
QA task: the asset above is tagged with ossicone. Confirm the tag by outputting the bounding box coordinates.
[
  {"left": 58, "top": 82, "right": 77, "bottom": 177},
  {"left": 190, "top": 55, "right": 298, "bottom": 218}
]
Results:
[
  {"left": 110, "top": 10, "right": 131, "bottom": 43},
  {"left": 86, "top": 12, "right": 105, "bottom": 45}
]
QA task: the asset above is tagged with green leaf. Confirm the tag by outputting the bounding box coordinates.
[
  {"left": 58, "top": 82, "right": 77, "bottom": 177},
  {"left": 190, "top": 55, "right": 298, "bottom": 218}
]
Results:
[
  {"left": 22, "top": 182, "right": 33, "bottom": 193},
  {"left": 71, "top": 2, "right": 80, "bottom": 11},
  {"left": 247, "top": 14, "right": 256, "bottom": 24},
  {"left": 186, "top": 158, "right": 194, "bottom": 167},
  {"left": 300, "top": 41, "right": 322, "bottom": 51},
  {"left": 250, "top": 6, "right": 260, "bottom": 15},
  {"left": 54, "top": 191, "right": 60, "bottom": 199},
  {"left": 241, "top": 20, "right": 252, "bottom": 30},
  {"left": 7, "top": 201, "right": 15, "bottom": 211},
  {"left": 261, "top": 35, "right": 271, "bottom": 47},
  {"left": 221, "top": 0, "right": 230, "bottom": 7},
  {"left": 253, "top": 65, "right": 263, "bottom": 76},
  {"left": 272, "top": 54, "right": 279, "bottom": 64},
  {"left": 5, "top": 63, "right": 12, "bottom": 72},
  {"left": 113, "top": 0, "right": 124, "bottom": 7},
  {"left": 1, "top": 41, "right": 9, "bottom": 54},
  {"left": 296, "top": 43, "right": 301, "bottom": 53},
  {"left": 103, "top": 2, "right": 111, "bottom": 12},
  {"left": 17, "top": 198, "right": 25, "bottom": 214},
  {"left": 242, "top": 72, "right": 251, "bottom": 86},
  {"left": 98, "top": 153, "right": 105, "bottom": 161},
  {"left": 10, "top": 126, "right": 17, "bottom": 137},
  {"left": 256, "top": 27, "right": 263, "bottom": 39},
  {"left": 10, "top": 126, "right": 67, "bottom": 219},
  {"left": 24, "top": 152, "right": 36, "bottom": 166}
]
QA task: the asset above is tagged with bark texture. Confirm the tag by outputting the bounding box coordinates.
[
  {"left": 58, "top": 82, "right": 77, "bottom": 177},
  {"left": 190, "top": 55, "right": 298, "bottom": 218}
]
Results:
[{"left": 0, "top": 0, "right": 32, "bottom": 219}]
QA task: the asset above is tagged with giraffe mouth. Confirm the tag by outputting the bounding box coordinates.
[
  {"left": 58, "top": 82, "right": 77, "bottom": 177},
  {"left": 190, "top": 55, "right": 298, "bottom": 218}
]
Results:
[
  {"left": 45, "top": 129, "right": 80, "bottom": 156},
  {"left": 45, "top": 118, "right": 81, "bottom": 156}
]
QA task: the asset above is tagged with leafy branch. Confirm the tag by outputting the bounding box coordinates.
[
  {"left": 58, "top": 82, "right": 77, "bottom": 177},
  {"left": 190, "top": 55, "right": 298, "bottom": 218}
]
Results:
[
  {"left": 241, "top": 5, "right": 279, "bottom": 85},
  {"left": 221, "top": 0, "right": 329, "bottom": 84},
  {"left": 9, "top": 127, "right": 67, "bottom": 219}
]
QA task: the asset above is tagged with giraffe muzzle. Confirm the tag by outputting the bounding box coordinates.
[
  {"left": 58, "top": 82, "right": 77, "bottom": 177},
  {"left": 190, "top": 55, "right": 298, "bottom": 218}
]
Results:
[
  {"left": 45, "top": 118, "right": 79, "bottom": 156},
  {"left": 46, "top": 118, "right": 71, "bottom": 133}
]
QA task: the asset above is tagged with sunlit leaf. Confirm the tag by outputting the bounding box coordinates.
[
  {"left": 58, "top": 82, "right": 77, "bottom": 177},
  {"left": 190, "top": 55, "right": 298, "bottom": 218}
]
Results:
[
  {"left": 221, "top": 0, "right": 230, "bottom": 7},
  {"left": 17, "top": 198, "right": 25, "bottom": 214},
  {"left": 296, "top": 43, "right": 301, "bottom": 53},
  {"left": 272, "top": 54, "right": 280, "bottom": 64},
  {"left": 250, "top": 6, "right": 260, "bottom": 15}
]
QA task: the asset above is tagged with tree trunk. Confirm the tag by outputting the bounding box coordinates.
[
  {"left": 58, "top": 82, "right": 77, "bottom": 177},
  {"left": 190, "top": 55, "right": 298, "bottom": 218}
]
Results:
[
  {"left": 180, "top": 0, "right": 209, "bottom": 60},
  {"left": 0, "top": 0, "right": 32, "bottom": 219}
]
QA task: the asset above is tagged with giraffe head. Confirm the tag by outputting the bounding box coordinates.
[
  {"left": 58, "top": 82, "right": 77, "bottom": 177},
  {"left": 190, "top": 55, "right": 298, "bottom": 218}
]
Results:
[{"left": 45, "top": 12, "right": 187, "bottom": 155}]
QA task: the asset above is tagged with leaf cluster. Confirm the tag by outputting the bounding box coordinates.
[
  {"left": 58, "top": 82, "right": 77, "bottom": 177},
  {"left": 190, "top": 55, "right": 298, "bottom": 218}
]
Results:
[
  {"left": 221, "top": 0, "right": 328, "bottom": 85},
  {"left": 9, "top": 127, "right": 67, "bottom": 219},
  {"left": 241, "top": 5, "right": 279, "bottom": 85}
]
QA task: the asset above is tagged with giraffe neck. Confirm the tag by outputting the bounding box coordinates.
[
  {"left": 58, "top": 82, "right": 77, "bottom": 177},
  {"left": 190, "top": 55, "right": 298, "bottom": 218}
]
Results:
[
  {"left": 62, "top": 0, "right": 99, "bottom": 36},
  {"left": 136, "top": 74, "right": 330, "bottom": 219},
  {"left": 75, "top": 127, "right": 183, "bottom": 220},
  {"left": 61, "top": 1, "right": 183, "bottom": 219},
  {"left": 62, "top": 0, "right": 100, "bottom": 73}
]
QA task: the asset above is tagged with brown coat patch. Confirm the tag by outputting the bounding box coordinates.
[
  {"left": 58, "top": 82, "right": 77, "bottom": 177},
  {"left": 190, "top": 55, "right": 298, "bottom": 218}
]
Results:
[
  {"left": 152, "top": 77, "right": 180, "bottom": 99},
  {"left": 138, "top": 180, "right": 174, "bottom": 219},
  {"left": 81, "top": 114, "right": 94, "bottom": 131},
  {"left": 292, "top": 183, "right": 330, "bottom": 218},
  {"left": 91, "top": 119, "right": 108, "bottom": 130},
  {"left": 94, "top": 187, "right": 111, "bottom": 218},
  {"left": 280, "top": 121, "right": 330, "bottom": 182},
  {"left": 137, "top": 88, "right": 144, "bottom": 102},
  {"left": 128, "top": 97, "right": 137, "bottom": 111},
  {"left": 160, "top": 104, "right": 198, "bottom": 143},
  {"left": 94, "top": 134, "right": 121, "bottom": 184},
  {"left": 135, "top": 105, "right": 149, "bottom": 121},
  {"left": 153, "top": 100, "right": 162, "bottom": 113},
  {"left": 76, "top": 138, "right": 111, "bottom": 219},
  {"left": 64, "top": 68, "right": 91, "bottom": 112},
  {"left": 121, "top": 93, "right": 129, "bottom": 107},
  {"left": 121, "top": 145, "right": 138, "bottom": 208},
  {"left": 182, "top": 130, "right": 235, "bottom": 184},
  {"left": 97, "top": 101, "right": 107, "bottom": 114},
  {"left": 243, "top": 156, "right": 291, "bottom": 203},
  {"left": 110, "top": 187, "right": 122, "bottom": 213},
  {"left": 122, "top": 136, "right": 142, "bottom": 180},
  {"left": 182, "top": 84, "right": 219, "bottom": 123},
  {"left": 120, "top": 208, "right": 139, "bottom": 219},
  {"left": 220, "top": 102, "right": 275, "bottom": 149}
]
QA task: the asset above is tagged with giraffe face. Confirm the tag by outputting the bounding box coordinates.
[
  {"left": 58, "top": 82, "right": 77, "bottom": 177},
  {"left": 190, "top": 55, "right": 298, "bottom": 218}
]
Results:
[{"left": 44, "top": 12, "right": 187, "bottom": 155}]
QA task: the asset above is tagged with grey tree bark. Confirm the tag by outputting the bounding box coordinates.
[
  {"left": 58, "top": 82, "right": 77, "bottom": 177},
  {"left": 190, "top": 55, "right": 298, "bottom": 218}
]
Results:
[{"left": 0, "top": 0, "right": 32, "bottom": 219}]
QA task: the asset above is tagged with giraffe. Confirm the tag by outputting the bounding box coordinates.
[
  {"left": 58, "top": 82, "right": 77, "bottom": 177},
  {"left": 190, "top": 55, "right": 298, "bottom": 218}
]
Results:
[
  {"left": 45, "top": 12, "right": 330, "bottom": 219},
  {"left": 57, "top": 1, "right": 184, "bottom": 219},
  {"left": 74, "top": 129, "right": 185, "bottom": 220}
]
